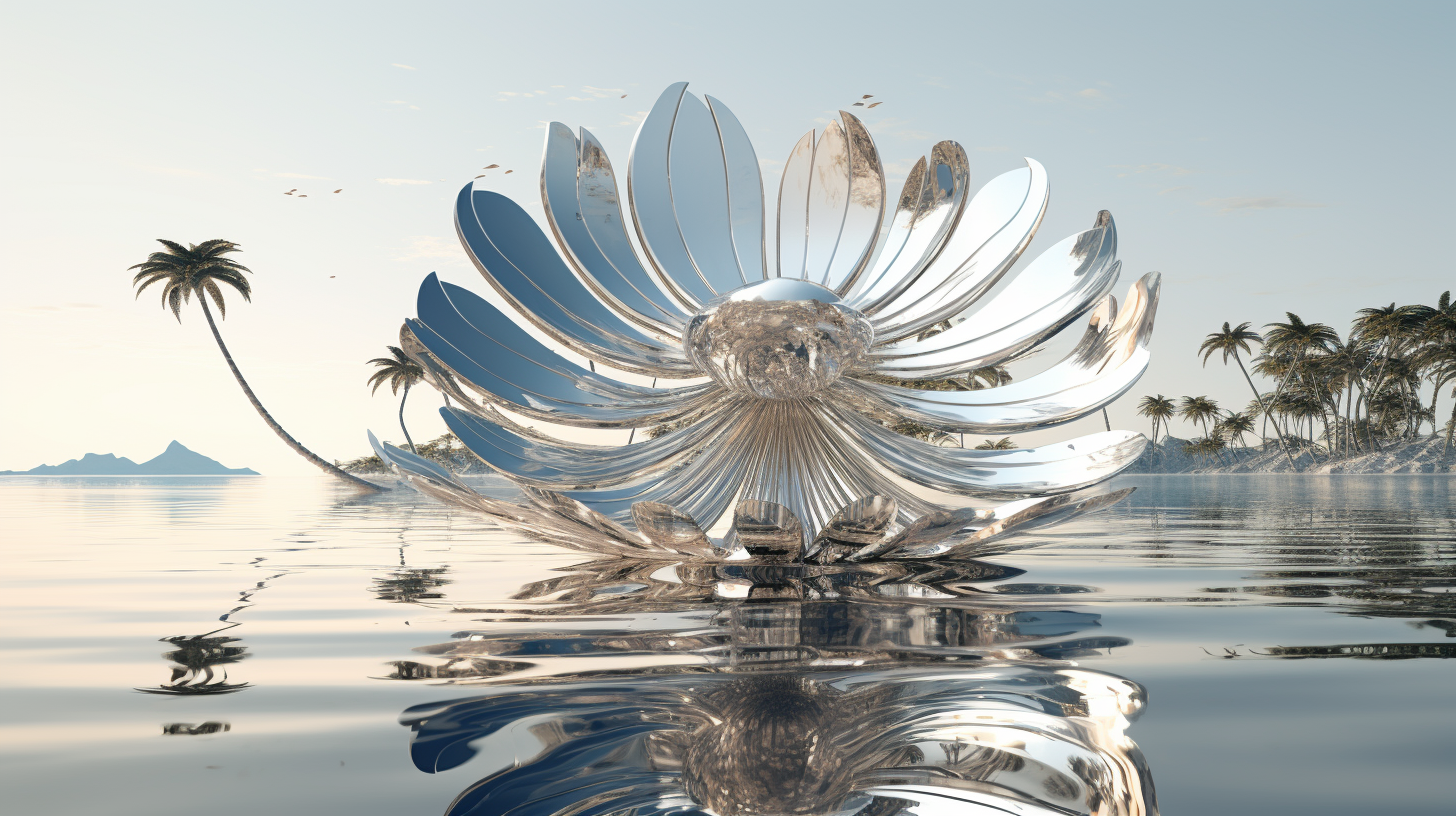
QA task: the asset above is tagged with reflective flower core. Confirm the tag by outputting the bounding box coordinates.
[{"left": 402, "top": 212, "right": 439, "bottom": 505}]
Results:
[{"left": 685, "top": 279, "right": 873, "bottom": 400}]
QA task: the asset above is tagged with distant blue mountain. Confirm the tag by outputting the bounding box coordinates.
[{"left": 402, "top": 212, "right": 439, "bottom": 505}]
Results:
[{"left": 1, "top": 441, "right": 259, "bottom": 476}]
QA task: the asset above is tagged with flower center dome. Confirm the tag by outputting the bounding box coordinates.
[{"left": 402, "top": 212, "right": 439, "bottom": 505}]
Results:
[{"left": 685, "top": 279, "right": 873, "bottom": 400}]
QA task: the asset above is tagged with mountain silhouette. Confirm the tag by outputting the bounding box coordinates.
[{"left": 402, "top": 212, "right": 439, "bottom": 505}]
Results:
[{"left": 1, "top": 441, "right": 258, "bottom": 476}]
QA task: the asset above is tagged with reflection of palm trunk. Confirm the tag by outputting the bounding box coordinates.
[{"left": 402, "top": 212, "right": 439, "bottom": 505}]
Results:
[{"left": 198, "top": 297, "right": 382, "bottom": 490}]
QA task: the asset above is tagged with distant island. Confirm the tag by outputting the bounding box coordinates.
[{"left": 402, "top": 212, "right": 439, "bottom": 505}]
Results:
[{"left": 0, "top": 441, "right": 258, "bottom": 476}]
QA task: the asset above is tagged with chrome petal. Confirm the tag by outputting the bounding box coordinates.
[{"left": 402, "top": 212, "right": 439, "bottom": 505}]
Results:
[
  {"left": 870, "top": 159, "right": 1049, "bottom": 341},
  {"left": 828, "top": 111, "right": 887, "bottom": 294},
  {"left": 729, "top": 499, "right": 803, "bottom": 562},
  {"left": 455, "top": 186, "right": 695, "bottom": 377},
  {"left": 804, "top": 120, "right": 850, "bottom": 285},
  {"left": 921, "top": 488, "right": 1136, "bottom": 559},
  {"left": 870, "top": 212, "right": 1120, "bottom": 378},
  {"left": 409, "top": 275, "right": 716, "bottom": 428},
  {"left": 441, "top": 405, "right": 728, "bottom": 490},
  {"left": 540, "top": 123, "right": 688, "bottom": 338},
  {"left": 847, "top": 272, "right": 1161, "bottom": 433},
  {"left": 775, "top": 129, "right": 816, "bottom": 279},
  {"left": 812, "top": 495, "right": 899, "bottom": 549},
  {"left": 847, "top": 141, "right": 971, "bottom": 315},
  {"left": 627, "top": 83, "right": 713, "bottom": 306},
  {"left": 669, "top": 92, "right": 749, "bottom": 294},
  {"left": 705, "top": 95, "right": 767, "bottom": 284},
  {"left": 845, "top": 507, "right": 987, "bottom": 562},
  {"left": 630, "top": 501, "right": 715, "bottom": 558}
]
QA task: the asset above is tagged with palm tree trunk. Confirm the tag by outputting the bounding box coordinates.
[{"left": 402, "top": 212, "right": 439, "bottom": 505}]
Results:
[
  {"left": 197, "top": 298, "right": 384, "bottom": 491},
  {"left": 1235, "top": 353, "right": 1295, "bottom": 468},
  {"left": 398, "top": 384, "right": 417, "bottom": 454},
  {"left": 1444, "top": 397, "right": 1455, "bottom": 458}
]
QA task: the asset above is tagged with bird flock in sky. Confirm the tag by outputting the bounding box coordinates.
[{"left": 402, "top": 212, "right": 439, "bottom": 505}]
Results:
[{"left": 280, "top": 90, "right": 881, "bottom": 200}]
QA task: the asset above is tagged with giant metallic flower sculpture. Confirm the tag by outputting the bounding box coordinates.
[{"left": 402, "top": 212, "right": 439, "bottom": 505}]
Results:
[{"left": 372, "top": 82, "right": 1160, "bottom": 562}]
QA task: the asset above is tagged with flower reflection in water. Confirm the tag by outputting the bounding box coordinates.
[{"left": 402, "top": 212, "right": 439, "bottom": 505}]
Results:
[{"left": 394, "top": 559, "right": 1155, "bottom": 815}]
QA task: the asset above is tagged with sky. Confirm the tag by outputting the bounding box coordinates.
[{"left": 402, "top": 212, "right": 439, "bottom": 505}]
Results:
[{"left": 2, "top": 0, "right": 1453, "bottom": 475}]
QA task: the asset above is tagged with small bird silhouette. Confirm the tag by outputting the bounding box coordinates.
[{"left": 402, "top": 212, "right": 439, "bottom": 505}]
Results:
[
  {"left": 298, "top": 194, "right": 308, "bottom": 198},
  {"left": 329, "top": 275, "right": 336, "bottom": 278},
  {"left": 852, "top": 102, "right": 864, "bottom": 106},
  {"left": 333, "top": 188, "right": 342, "bottom": 193},
  {"left": 620, "top": 94, "right": 627, "bottom": 98},
  {"left": 284, "top": 191, "right": 293, "bottom": 195},
  {"left": 861, "top": 94, "right": 873, "bottom": 99},
  {"left": 475, "top": 174, "right": 486, "bottom": 178},
  {"left": 484, "top": 163, "right": 500, "bottom": 169},
  {"left": 867, "top": 102, "right": 883, "bottom": 108},
  {"left": 504, "top": 169, "right": 513, "bottom": 174},
  {"left": 288, "top": 188, "right": 297, "bottom": 193}
]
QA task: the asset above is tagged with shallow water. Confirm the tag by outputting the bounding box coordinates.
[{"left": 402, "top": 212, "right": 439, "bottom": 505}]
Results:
[{"left": 1, "top": 475, "right": 1452, "bottom": 815}]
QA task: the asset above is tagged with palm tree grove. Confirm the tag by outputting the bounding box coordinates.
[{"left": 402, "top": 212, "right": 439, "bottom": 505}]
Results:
[{"left": 1137, "top": 294, "right": 1456, "bottom": 471}]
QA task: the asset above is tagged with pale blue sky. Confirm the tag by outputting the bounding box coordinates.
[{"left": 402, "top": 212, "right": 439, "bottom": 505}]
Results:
[{"left": 2, "top": 1, "right": 1452, "bottom": 474}]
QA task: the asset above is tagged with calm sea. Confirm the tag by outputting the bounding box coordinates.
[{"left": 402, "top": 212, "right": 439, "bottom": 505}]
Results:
[{"left": 1, "top": 475, "right": 1451, "bottom": 815}]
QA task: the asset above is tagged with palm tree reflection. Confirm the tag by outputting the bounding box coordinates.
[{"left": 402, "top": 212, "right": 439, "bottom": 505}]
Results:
[
  {"left": 138, "top": 625, "right": 251, "bottom": 696},
  {"left": 136, "top": 569, "right": 287, "bottom": 696}
]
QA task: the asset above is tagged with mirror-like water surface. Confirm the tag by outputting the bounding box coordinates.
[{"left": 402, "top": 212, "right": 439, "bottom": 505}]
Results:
[{"left": 1, "top": 475, "right": 1452, "bottom": 815}]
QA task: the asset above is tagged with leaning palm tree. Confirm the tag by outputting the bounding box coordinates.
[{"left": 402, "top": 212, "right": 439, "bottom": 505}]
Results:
[
  {"left": 973, "top": 437, "right": 1017, "bottom": 450},
  {"left": 130, "top": 239, "right": 382, "bottom": 491},
  {"left": 1200, "top": 321, "right": 1294, "bottom": 467},
  {"left": 1136, "top": 394, "right": 1175, "bottom": 446},
  {"left": 1264, "top": 313, "right": 1339, "bottom": 459},
  {"left": 1414, "top": 340, "right": 1456, "bottom": 455},
  {"left": 367, "top": 345, "right": 425, "bottom": 454}
]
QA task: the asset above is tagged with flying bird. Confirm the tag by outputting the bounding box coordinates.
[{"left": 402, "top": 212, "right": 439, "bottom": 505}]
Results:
[
  {"left": 329, "top": 275, "right": 336, "bottom": 278},
  {"left": 333, "top": 188, "right": 342, "bottom": 193},
  {"left": 284, "top": 191, "right": 293, "bottom": 195},
  {"left": 298, "top": 194, "right": 308, "bottom": 197},
  {"left": 484, "top": 163, "right": 499, "bottom": 169},
  {"left": 620, "top": 94, "right": 627, "bottom": 98},
  {"left": 475, "top": 174, "right": 486, "bottom": 178},
  {"left": 852, "top": 102, "right": 864, "bottom": 106},
  {"left": 867, "top": 102, "right": 883, "bottom": 108},
  {"left": 862, "top": 94, "right": 873, "bottom": 99},
  {"left": 504, "top": 169, "right": 513, "bottom": 174}
]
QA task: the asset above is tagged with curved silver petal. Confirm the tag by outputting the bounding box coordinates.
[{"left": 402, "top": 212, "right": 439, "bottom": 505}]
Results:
[
  {"left": 846, "top": 141, "right": 971, "bottom": 315},
  {"left": 370, "top": 433, "right": 652, "bottom": 557},
  {"left": 775, "top": 129, "right": 816, "bottom": 279},
  {"left": 814, "top": 495, "right": 899, "bottom": 546},
  {"left": 844, "top": 272, "right": 1161, "bottom": 433},
  {"left": 519, "top": 485, "right": 655, "bottom": 551},
  {"left": 409, "top": 275, "right": 716, "bottom": 428},
  {"left": 804, "top": 120, "right": 851, "bottom": 285},
  {"left": 828, "top": 111, "right": 887, "bottom": 294},
  {"left": 441, "top": 403, "right": 731, "bottom": 490},
  {"left": 869, "top": 212, "right": 1120, "bottom": 378},
  {"left": 454, "top": 185, "right": 695, "bottom": 377},
  {"left": 832, "top": 406, "right": 1149, "bottom": 496},
  {"left": 845, "top": 507, "right": 987, "bottom": 562},
  {"left": 912, "top": 488, "right": 1136, "bottom": 560},
  {"left": 669, "top": 91, "right": 749, "bottom": 294},
  {"left": 540, "top": 122, "right": 687, "bottom": 340},
  {"left": 729, "top": 499, "right": 803, "bottom": 562},
  {"left": 869, "top": 159, "right": 1049, "bottom": 342},
  {"left": 704, "top": 95, "right": 767, "bottom": 284},
  {"left": 577, "top": 129, "right": 696, "bottom": 322},
  {"left": 630, "top": 501, "right": 715, "bottom": 558},
  {"left": 626, "top": 82, "right": 716, "bottom": 306}
]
